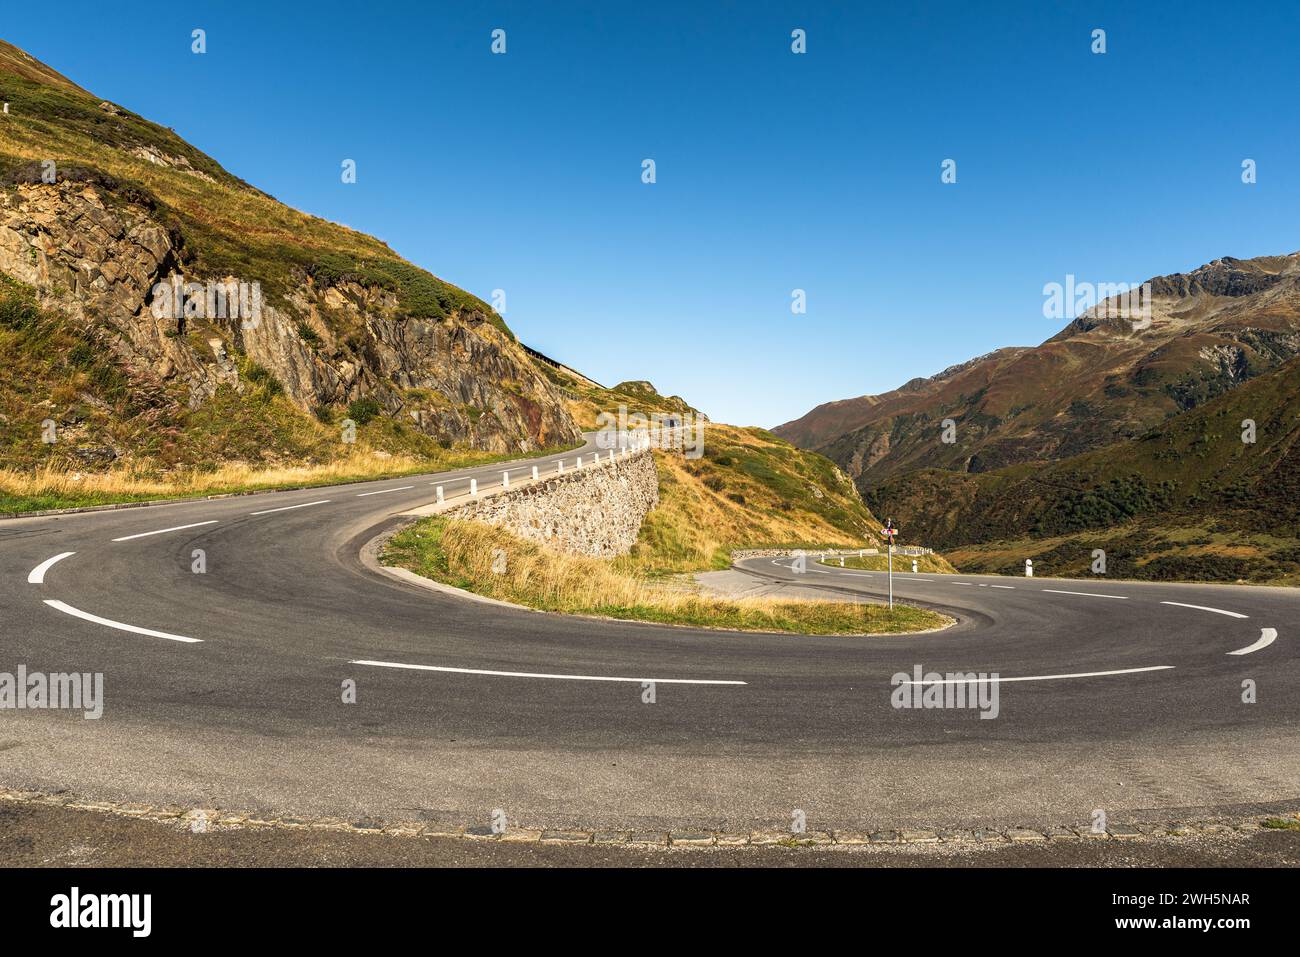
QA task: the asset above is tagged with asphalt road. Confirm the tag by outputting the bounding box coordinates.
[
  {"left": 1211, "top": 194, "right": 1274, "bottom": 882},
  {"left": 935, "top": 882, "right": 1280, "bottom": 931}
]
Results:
[{"left": 1, "top": 436, "right": 1296, "bottom": 836}]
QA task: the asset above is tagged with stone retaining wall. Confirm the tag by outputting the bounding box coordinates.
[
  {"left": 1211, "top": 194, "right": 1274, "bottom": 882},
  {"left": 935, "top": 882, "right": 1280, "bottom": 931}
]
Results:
[{"left": 445, "top": 449, "right": 658, "bottom": 557}]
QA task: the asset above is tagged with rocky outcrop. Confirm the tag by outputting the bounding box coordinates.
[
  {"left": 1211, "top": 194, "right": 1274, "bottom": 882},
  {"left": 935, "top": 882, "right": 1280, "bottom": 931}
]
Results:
[
  {"left": 446, "top": 450, "right": 659, "bottom": 557},
  {"left": 0, "top": 178, "right": 581, "bottom": 454}
]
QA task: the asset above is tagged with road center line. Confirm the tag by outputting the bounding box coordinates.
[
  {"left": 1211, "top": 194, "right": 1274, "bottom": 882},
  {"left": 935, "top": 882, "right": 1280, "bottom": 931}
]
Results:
[
  {"left": 903, "top": 665, "right": 1173, "bottom": 684},
  {"left": 1227, "top": 628, "right": 1277, "bottom": 656},
  {"left": 1160, "top": 601, "right": 1249, "bottom": 619},
  {"left": 43, "top": 600, "right": 201, "bottom": 643},
  {"left": 27, "top": 551, "right": 75, "bottom": 584},
  {"left": 356, "top": 486, "right": 415, "bottom": 497},
  {"left": 350, "top": 659, "right": 746, "bottom": 685},
  {"left": 250, "top": 499, "right": 330, "bottom": 516},
  {"left": 1041, "top": 589, "right": 1128, "bottom": 600},
  {"left": 990, "top": 584, "right": 1015, "bottom": 589},
  {"left": 111, "top": 520, "right": 217, "bottom": 542}
]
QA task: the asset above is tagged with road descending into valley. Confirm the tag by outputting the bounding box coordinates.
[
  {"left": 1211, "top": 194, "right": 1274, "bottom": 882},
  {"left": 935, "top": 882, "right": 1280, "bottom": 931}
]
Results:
[{"left": 1, "top": 435, "right": 1296, "bottom": 834}]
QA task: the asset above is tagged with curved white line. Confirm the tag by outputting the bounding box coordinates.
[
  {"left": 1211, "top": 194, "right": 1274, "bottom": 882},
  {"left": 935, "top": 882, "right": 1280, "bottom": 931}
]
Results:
[
  {"left": 43, "top": 600, "right": 201, "bottom": 643},
  {"left": 112, "top": 520, "right": 217, "bottom": 542},
  {"left": 903, "top": 665, "right": 1174, "bottom": 684},
  {"left": 1160, "top": 601, "right": 1249, "bottom": 619},
  {"left": 27, "top": 551, "right": 75, "bottom": 584},
  {"left": 1227, "top": 628, "right": 1277, "bottom": 656},
  {"left": 350, "top": 659, "right": 746, "bottom": 685}
]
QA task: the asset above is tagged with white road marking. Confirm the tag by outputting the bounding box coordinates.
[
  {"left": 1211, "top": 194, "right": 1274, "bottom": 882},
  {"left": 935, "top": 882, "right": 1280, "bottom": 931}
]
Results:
[
  {"left": 903, "top": 665, "right": 1173, "bottom": 685},
  {"left": 898, "top": 577, "right": 928, "bottom": 582},
  {"left": 1227, "top": 628, "right": 1278, "bottom": 656},
  {"left": 27, "top": 551, "right": 75, "bottom": 584},
  {"left": 112, "top": 521, "right": 217, "bottom": 542},
  {"left": 356, "top": 486, "right": 415, "bottom": 497},
  {"left": 43, "top": 599, "right": 201, "bottom": 643},
  {"left": 1160, "top": 601, "right": 1248, "bottom": 619},
  {"left": 350, "top": 659, "right": 746, "bottom": 685},
  {"left": 1041, "top": 589, "right": 1128, "bottom": 600},
  {"left": 250, "top": 499, "right": 330, "bottom": 516},
  {"left": 990, "top": 584, "right": 1015, "bottom": 589},
  {"left": 951, "top": 582, "right": 974, "bottom": 586}
]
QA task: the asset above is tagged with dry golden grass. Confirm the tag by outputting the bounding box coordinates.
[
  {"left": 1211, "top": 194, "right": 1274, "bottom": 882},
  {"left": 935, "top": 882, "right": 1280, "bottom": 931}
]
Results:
[
  {"left": 0, "top": 447, "right": 511, "bottom": 512},
  {"left": 384, "top": 517, "right": 948, "bottom": 636}
]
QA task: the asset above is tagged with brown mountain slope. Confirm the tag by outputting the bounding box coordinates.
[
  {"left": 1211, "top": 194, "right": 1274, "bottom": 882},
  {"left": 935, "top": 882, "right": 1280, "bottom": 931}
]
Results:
[
  {"left": 867, "top": 352, "right": 1300, "bottom": 583},
  {"left": 775, "top": 252, "right": 1300, "bottom": 488},
  {"left": 0, "top": 37, "right": 580, "bottom": 472}
]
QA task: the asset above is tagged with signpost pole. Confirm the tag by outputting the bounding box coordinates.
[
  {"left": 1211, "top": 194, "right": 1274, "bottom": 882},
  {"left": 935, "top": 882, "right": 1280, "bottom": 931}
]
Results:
[{"left": 888, "top": 536, "right": 894, "bottom": 610}]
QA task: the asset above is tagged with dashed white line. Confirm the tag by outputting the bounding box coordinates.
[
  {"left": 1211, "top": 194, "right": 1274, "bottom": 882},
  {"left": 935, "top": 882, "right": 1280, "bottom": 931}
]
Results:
[
  {"left": 250, "top": 499, "right": 330, "bottom": 516},
  {"left": 43, "top": 600, "right": 201, "bottom": 643},
  {"left": 1040, "top": 589, "right": 1128, "bottom": 600},
  {"left": 903, "top": 665, "right": 1174, "bottom": 684},
  {"left": 1227, "top": 628, "right": 1277, "bottom": 656},
  {"left": 356, "top": 486, "right": 415, "bottom": 497},
  {"left": 1160, "top": 601, "right": 1248, "bottom": 619},
  {"left": 350, "top": 659, "right": 746, "bottom": 685},
  {"left": 27, "top": 552, "right": 75, "bottom": 584},
  {"left": 990, "top": 584, "right": 1015, "bottom": 589},
  {"left": 112, "top": 520, "right": 217, "bottom": 542}
]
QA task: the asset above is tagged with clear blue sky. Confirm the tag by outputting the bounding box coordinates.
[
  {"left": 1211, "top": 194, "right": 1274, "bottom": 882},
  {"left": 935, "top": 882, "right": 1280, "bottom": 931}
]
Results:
[{"left": 7, "top": 1, "right": 1299, "bottom": 427}]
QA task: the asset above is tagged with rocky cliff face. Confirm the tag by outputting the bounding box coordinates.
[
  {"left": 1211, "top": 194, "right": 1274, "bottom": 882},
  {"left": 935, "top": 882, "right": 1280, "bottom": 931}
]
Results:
[{"left": 0, "top": 173, "right": 579, "bottom": 456}]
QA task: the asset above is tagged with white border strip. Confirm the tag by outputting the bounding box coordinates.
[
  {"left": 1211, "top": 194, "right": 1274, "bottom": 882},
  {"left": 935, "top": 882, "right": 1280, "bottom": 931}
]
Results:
[
  {"left": 43, "top": 599, "right": 201, "bottom": 643},
  {"left": 27, "top": 551, "right": 75, "bottom": 584},
  {"left": 1160, "top": 601, "right": 1248, "bottom": 619},
  {"left": 357, "top": 486, "right": 415, "bottom": 497},
  {"left": 112, "top": 520, "right": 217, "bottom": 542},
  {"left": 250, "top": 499, "right": 330, "bottom": 516},
  {"left": 1040, "top": 589, "right": 1128, "bottom": 600},
  {"left": 351, "top": 659, "right": 746, "bottom": 685},
  {"left": 904, "top": 665, "right": 1173, "bottom": 685}
]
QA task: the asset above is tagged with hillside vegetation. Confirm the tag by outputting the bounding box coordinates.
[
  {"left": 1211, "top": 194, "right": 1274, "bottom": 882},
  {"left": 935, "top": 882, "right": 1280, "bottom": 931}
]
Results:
[
  {"left": 0, "top": 37, "right": 580, "bottom": 501},
  {"left": 871, "top": 354, "right": 1300, "bottom": 583}
]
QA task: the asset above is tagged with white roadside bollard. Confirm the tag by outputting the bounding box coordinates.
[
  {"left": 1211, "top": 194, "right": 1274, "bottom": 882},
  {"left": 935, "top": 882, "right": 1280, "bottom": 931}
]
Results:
[
  {"left": 557, "top": 460, "right": 564, "bottom": 474},
  {"left": 839, "top": 555, "right": 844, "bottom": 567},
  {"left": 502, "top": 470, "right": 510, "bottom": 489},
  {"left": 912, "top": 559, "right": 918, "bottom": 573},
  {"left": 1025, "top": 558, "right": 1034, "bottom": 577},
  {"left": 609, "top": 450, "right": 615, "bottom": 464},
  {"left": 436, "top": 485, "right": 444, "bottom": 504},
  {"left": 470, "top": 478, "right": 478, "bottom": 497},
  {"left": 531, "top": 466, "right": 539, "bottom": 481},
  {"left": 577, "top": 456, "right": 583, "bottom": 468}
]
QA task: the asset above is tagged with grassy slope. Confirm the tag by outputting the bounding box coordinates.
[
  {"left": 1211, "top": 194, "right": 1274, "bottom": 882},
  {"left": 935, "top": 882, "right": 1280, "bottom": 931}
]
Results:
[{"left": 383, "top": 517, "right": 947, "bottom": 635}]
